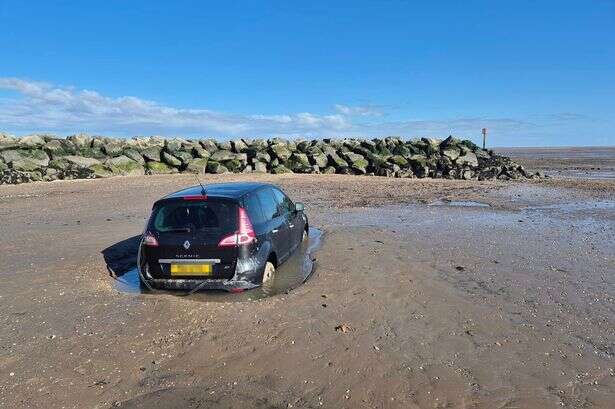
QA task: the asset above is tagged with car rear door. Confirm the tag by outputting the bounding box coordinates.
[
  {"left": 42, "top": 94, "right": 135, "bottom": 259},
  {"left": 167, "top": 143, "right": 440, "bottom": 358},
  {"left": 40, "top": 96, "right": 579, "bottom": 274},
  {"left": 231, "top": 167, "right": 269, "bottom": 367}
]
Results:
[
  {"left": 272, "top": 188, "right": 302, "bottom": 253},
  {"left": 256, "top": 187, "right": 290, "bottom": 260}
]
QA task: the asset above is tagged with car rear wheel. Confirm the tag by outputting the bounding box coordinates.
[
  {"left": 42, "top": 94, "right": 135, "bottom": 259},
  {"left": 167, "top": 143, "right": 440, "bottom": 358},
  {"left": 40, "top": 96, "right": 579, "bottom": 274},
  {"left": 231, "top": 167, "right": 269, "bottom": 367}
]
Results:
[{"left": 262, "top": 261, "right": 275, "bottom": 283}]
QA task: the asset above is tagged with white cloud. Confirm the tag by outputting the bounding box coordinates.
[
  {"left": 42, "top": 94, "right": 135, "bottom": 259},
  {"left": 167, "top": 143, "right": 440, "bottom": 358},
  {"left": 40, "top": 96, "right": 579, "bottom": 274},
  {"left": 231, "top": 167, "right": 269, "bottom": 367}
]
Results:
[
  {"left": 0, "top": 78, "right": 351, "bottom": 136},
  {"left": 334, "top": 104, "right": 383, "bottom": 117},
  {"left": 0, "top": 77, "right": 588, "bottom": 146}
]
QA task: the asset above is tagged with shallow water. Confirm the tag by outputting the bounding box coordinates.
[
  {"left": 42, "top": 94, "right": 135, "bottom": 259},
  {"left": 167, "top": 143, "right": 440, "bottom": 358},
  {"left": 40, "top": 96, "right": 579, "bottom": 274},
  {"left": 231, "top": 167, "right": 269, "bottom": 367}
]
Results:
[
  {"left": 113, "top": 227, "right": 323, "bottom": 301},
  {"left": 428, "top": 199, "right": 491, "bottom": 208}
]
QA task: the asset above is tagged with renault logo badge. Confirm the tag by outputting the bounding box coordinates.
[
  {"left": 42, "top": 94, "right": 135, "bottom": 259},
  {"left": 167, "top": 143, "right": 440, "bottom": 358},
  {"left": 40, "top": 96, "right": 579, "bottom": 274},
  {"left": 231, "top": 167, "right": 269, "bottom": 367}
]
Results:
[{"left": 183, "top": 240, "right": 191, "bottom": 250}]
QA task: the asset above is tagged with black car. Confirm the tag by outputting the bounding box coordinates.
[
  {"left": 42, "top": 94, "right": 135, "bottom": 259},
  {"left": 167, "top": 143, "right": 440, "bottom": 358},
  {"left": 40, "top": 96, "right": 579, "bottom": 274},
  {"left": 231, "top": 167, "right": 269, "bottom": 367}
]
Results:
[{"left": 137, "top": 182, "right": 308, "bottom": 292}]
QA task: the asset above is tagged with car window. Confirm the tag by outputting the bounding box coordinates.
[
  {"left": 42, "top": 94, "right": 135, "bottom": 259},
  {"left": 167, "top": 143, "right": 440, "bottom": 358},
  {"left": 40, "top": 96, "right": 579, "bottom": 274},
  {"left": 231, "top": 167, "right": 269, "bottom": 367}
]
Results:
[
  {"left": 272, "top": 188, "right": 294, "bottom": 216},
  {"left": 152, "top": 200, "right": 237, "bottom": 233},
  {"left": 244, "top": 193, "right": 266, "bottom": 225},
  {"left": 256, "top": 188, "right": 278, "bottom": 221}
]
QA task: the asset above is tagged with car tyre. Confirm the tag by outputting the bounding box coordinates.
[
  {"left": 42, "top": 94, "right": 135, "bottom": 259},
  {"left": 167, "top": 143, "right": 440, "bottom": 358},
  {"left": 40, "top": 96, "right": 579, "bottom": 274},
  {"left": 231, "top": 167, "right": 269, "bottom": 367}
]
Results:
[{"left": 262, "top": 261, "right": 275, "bottom": 283}]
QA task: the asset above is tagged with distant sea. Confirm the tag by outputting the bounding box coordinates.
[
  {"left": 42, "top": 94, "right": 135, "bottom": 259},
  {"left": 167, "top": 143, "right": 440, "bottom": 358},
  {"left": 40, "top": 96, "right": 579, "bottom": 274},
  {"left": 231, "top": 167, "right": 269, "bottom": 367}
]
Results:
[{"left": 495, "top": 146, "right": 615, "bottom": 180}]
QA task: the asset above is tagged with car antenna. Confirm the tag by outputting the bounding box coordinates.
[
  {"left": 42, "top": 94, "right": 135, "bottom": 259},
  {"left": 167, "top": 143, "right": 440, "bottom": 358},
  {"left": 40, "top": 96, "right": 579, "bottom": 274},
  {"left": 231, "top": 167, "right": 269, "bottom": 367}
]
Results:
[{"left": 194, "top": 174, "right": 207, "bottom": 196}]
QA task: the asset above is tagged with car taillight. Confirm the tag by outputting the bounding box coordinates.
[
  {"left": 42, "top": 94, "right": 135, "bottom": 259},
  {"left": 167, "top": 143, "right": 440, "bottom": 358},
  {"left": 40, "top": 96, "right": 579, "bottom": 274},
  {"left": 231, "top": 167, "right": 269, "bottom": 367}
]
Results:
[
  {"left": 143, "top": 231, "right": 159, "bottom": 247},
  {"left": 183, "top": 195, "right": 208, "bottom": 201},
  {"left": 218, "top": 207, "right": 256, "bottom": 247}
]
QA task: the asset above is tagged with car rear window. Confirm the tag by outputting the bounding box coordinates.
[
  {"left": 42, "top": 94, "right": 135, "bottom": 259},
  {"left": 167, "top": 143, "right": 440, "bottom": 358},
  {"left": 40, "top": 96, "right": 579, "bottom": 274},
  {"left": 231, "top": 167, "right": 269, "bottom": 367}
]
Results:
[{"left": 151, "top": 200, "right": 237, "bottom": 233}]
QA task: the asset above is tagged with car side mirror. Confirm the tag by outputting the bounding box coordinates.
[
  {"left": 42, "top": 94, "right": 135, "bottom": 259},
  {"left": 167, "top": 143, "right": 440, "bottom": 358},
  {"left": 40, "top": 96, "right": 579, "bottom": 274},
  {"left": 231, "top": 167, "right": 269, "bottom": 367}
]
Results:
[{"left": 294, "top": 202, "right": 305, "bottom": 212}]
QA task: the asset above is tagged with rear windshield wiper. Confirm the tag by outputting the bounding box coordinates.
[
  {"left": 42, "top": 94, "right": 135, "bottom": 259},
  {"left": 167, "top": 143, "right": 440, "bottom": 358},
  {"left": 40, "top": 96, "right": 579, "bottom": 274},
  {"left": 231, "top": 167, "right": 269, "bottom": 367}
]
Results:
[{"left": 162, "top": 227, "right": 192, "bottom": 233}]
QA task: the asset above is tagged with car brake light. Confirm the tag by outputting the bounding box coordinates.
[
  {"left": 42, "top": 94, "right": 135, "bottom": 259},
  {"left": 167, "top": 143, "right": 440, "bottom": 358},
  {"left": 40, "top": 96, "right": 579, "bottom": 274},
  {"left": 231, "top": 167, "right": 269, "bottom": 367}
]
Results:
[
  {"left": 183, "top": 195, "right": 208, "bottom": 201},
  {"left": 218, "top": 207, "right": 256, "bottom": 247},
  {"left": 143, "top": 231, "right": 159, "bottom": 246}
]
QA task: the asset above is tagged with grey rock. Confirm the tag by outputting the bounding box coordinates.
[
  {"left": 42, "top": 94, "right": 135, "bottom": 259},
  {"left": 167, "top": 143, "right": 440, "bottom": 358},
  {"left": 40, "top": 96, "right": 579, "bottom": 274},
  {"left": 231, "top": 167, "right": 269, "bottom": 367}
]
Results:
[
  {"left": 0, "top": 135, "right": 19, "bottom": 151},
  {"left": 18, "top": 134, "right": 46, "bottom": 148},
  {"left": 389, "top": 155, "right": 409, "bottom": 167},
  {"left": 192, "top": 146, "right": 211, "bottom": 159},
  {"left": 222, "top": 159, "right": 244, "bottom": 172},
  {"left": 254, "top": 152, "right": 271, "bottom": 163},
  {"left": 217, "top": 141, "right": 232, "bottom": 151},
  {"left": 396, "top": 169, "right": 414, "bottom": 178},
  {"left": 342, "top": 151, "right": 365, "bottom": 165},
  {"left": 68, "top": 133, "right": 92, "bottom": 149},
  {"left": 165, "top": 138, "right": 186, "bottom": 154},
  {"left": 210, "top": 150, "right": 236, "bottom": 162},
  {"left": 206, "top": 161, "right": 229, "bottom": 174},
  {"left": 145, "top": 161, "right": 177, "bottom": 174},
  {"left": 308, "top": 150, "right": 328, "bottom": 168},
  {"left": 289, "top": 152, "right": 310, "bottom": 167},
  {"left": 326, "top": 151, "right": 348, "bottom": 169},
  {"left": 442, "top": 148, "right": 460, "bottom": 161},
  {"left": 123, "top": 149, "right": 146, "bottom": 164},
  {"left": 456, "top": 152, "right": 479, "bottom": 167},
  {"left": 162, "top": 151, "right": 182, "bottom": 167},
  {"left": 1, "top": 149, "right": 50, "bottom": 169},
  {"left": 105, "top": 155, "right": 145, "bottom": 176},
  {"left": 350, "top": 158, "right": 369, "bottom": 174},
  {"left": 271, "top": 165, "right": 293, "bottom": 174},
  {"left": 186, "top": 158, "right": 209, "bottom": 174},
  {"left": 251, "top": 139, "right": 269, "bottom": 151},
  {"left": 409, "top": 154, "right": 429, "bottom": 177},
  {"left": 10, "top": 158, "right": 43, "bottom": 172},
  {"left": 174, "top": 151, "right": 194, "bottom": 165},
  {"left": 142, "top": 146, "right": 162, "bottom": 162},
  {"left": 44, "top": 139, "right": 76, "bottom": 156},
  {"left": 102, "top": 141, "right": 125, "bottom": 157},
  {"left": 270, "top": 143, "right": 292, "bottom": 162},
  {"left": 231, "top": 139, "right": 248, "bottom": 153},
  {"left": 199, "top": 139, "right": 218, "bottom": 152},
  {"left": 462, "top": 169, "right": 475, "bottom": 180},
  {"left": 253, "top": 161, "right": 268, "bottom": 173},
  {"left": 439, "top": 135, "right": 460, "bottom": 149},
  {"left": 63, "top": 155, "right": 102, "bottom": 168}
]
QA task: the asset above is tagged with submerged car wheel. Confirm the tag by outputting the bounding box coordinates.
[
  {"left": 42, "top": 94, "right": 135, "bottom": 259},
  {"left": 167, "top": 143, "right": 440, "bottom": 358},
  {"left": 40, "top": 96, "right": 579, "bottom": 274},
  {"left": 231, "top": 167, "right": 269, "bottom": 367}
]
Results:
[{"left": 262, "top": 261, "right": 275, "bottom": 283}]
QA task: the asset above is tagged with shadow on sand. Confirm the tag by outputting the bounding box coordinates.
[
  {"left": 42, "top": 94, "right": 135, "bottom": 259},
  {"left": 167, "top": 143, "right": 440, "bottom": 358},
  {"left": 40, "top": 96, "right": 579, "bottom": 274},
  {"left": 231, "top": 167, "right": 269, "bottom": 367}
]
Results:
[{"left": 101, "top": 234, "right": 141, "bottom": 278}]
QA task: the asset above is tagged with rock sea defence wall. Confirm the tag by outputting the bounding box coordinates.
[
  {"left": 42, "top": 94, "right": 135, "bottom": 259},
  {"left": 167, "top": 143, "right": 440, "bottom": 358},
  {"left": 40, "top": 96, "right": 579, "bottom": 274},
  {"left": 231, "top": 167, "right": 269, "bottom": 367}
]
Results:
[{"left": 0, "top": 133, "right": 541, "bottom": 184}]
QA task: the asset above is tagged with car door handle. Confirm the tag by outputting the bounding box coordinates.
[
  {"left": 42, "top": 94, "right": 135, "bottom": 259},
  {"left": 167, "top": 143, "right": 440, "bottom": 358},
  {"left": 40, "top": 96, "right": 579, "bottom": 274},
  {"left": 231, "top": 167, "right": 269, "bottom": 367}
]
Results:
[{"left": 272, "top": 229, "right": 279, "bottom": 234}]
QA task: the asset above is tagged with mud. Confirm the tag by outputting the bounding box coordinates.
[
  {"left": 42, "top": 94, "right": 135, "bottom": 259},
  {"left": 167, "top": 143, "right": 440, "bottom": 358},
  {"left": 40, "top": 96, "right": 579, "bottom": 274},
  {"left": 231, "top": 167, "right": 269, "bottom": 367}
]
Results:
[{"left": 0, "top": 168, "right": 614, "bottom": 408}]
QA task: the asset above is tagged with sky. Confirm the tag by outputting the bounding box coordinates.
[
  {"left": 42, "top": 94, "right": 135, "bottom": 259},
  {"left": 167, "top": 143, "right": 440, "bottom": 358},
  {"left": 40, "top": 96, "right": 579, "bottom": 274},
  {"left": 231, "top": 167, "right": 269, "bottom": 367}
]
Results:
[{"left": 1, "top": 0, "right": 614, "bottom": 147}]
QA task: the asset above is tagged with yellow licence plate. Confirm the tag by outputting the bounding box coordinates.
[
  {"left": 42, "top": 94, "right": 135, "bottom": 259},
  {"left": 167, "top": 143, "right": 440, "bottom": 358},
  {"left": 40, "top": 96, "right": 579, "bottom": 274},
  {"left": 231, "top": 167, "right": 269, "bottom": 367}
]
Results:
[{"left": 170, "top": 264, "right": 212, "bottom": 276}]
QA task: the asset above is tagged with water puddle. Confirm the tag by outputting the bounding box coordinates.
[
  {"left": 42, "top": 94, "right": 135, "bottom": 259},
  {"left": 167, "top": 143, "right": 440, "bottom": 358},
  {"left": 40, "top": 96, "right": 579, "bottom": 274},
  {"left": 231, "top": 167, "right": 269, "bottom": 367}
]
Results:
[
  {"left": 428, "top": 199, "right": 491, "bottom": 208},
  {"left": 111, "top": 227, "right": 323, "bottom": 301},
  {"left": 525, "top": 200, "right": 615, "bottom": 213},
  {"left": 522, "top": 200, "right": 615, "bottom": 222}
]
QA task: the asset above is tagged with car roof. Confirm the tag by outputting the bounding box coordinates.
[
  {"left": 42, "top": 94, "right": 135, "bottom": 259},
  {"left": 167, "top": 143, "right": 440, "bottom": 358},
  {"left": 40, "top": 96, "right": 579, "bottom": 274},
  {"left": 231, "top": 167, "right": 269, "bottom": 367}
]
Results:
[{"left": 161, "top": 182, "right": 275, "bottom": 201}]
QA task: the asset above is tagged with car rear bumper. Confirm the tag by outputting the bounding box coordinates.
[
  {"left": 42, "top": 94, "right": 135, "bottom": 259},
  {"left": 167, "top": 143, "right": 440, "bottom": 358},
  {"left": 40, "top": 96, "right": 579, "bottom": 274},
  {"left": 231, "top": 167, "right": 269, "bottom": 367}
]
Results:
[
  {"left": 143, "top": 277, "right": 259, "bottom": 291},
  {"left": 138, "top": 243, "right": 268, "bottom": 292}
]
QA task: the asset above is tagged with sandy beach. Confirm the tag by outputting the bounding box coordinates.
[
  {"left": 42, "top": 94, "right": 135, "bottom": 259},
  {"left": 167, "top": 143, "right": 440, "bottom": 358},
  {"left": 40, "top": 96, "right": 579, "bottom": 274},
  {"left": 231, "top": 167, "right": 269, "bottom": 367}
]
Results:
[{"left": 1, "top": 149, "right": 614, "bottom": 408}]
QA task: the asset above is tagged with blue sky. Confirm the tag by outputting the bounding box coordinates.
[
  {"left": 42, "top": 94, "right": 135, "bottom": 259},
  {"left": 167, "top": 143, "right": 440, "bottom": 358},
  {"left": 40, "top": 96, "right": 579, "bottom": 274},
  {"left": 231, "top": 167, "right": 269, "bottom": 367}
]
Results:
[{"left": 1, "top": 0, "right": 614, "bottom": 146}]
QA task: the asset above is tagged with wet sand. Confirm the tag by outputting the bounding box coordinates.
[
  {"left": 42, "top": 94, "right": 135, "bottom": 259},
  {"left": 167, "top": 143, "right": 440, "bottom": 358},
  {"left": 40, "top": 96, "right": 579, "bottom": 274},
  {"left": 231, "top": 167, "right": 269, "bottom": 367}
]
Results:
[
  {"left": 1, "top": 171, "right": 614, "bottom": 408},
  {"left": 497, "top": 146, "right": 615, "bottom": 180}
]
